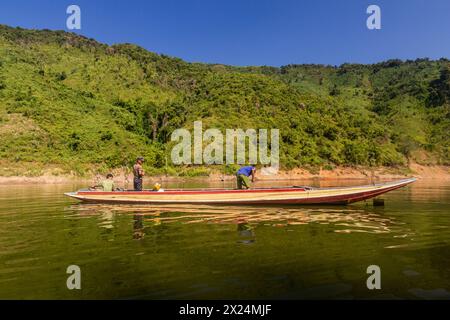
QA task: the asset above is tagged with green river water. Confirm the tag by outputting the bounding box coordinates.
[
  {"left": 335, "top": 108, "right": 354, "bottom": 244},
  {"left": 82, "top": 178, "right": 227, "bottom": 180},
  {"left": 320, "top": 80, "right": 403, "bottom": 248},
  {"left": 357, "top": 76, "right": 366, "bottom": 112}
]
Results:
[{"left": 0, "top": 179, "right": 449, "bottom": 299}]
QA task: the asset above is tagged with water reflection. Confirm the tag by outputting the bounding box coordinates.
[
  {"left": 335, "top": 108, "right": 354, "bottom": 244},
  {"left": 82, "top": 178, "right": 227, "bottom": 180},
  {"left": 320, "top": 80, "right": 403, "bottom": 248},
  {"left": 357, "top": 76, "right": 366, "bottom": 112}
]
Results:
[
  {"left": 133, "top": 214, "right": 145, "bottom": 240},
  {"left": 1, "top": 180, "right": 449, "bottom": 299},
  {"left": 99, "top": 210, "right": 115, "bottom": 229},
  {"left": 237, "top": 222, "right": 255, "bottom": 244},
  {"left": 68, "top": 203, "right": 400, "bottom": 235}
]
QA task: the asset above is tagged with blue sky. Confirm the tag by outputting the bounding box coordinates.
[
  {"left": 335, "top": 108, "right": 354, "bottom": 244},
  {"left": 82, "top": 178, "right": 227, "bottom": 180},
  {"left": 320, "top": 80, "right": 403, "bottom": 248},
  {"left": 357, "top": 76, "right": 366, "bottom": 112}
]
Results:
[{"left": 0, "top": 0, "right": 449, "bottom": 66}]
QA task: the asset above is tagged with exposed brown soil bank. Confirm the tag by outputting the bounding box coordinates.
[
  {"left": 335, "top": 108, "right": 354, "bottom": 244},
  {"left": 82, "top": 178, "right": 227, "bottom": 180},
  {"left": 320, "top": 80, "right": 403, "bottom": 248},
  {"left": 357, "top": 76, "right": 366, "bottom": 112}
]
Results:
[{"left": 0, "top": 163, "right": 448, "bottom": 185}]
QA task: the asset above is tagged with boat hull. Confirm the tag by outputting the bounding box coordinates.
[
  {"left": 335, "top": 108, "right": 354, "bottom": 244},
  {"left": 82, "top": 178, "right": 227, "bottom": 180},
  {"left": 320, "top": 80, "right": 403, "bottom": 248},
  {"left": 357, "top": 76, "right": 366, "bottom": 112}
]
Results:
[{"left": 64, "top": 178, "right": 416, "bottom": 205}]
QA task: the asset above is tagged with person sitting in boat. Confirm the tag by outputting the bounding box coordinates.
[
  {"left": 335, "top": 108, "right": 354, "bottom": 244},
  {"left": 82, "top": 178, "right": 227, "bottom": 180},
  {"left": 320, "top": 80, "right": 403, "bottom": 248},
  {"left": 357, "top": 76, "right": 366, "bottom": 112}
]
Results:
[
  {"left": 236, "top": 165, "right": 256, "bottom": 189},
  {"left": 133, "top": 157, "right": 145, "bottom": 191},
  {"left": 90, "top": 173, "right": 115, "bottom": 192}
]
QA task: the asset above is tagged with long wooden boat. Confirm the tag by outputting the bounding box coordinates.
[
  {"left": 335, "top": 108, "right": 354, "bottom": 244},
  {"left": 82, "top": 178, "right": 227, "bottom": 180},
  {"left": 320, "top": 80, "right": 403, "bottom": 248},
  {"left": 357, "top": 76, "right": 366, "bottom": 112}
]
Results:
[{"left": 64, "top": 178, "right": 416, "bottom": 205}]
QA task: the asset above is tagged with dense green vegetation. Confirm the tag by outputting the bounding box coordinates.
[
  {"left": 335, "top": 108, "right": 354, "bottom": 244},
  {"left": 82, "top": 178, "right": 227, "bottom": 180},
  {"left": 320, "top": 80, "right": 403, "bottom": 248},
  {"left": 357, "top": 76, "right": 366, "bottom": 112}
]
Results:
[{"left": 0, "top": 25, "right": 448, "bottom": 176}]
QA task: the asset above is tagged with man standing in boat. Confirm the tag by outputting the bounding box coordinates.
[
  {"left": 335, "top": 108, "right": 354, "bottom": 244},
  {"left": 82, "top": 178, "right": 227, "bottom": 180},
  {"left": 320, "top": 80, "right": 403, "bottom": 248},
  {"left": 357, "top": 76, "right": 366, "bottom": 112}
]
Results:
[
  {"left": 133, "top": 157, "right": 145, "bottom": 191},
  {"left": 236, "top": 165, "right": 256, "bottom": 189}
]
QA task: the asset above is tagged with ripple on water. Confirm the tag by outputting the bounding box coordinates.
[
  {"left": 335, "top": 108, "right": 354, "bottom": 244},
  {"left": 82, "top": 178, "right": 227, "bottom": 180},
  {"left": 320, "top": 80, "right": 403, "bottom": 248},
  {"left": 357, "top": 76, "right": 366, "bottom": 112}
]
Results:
[
  {"left": 68, "top": 203, "right": 401, "bottom": 235},
  {"left": 0, "top": 181, "right": 449, "bottom": 299}
]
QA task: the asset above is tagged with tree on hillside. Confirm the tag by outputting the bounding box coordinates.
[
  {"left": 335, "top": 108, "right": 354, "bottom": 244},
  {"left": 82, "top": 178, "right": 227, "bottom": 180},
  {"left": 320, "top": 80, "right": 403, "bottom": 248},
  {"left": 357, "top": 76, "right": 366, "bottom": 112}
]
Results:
[{"left": 427, "top": 65, "right": 450, "bottom": 107}]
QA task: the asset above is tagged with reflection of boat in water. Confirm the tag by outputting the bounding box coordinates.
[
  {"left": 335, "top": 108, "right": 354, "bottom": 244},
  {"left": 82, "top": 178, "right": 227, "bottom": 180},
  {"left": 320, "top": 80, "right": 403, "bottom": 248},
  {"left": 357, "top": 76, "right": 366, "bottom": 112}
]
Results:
[
  {"left": 67, "top": 203, "right": 400, "bottom": 235},
  {"left": 65, "top": 178, "right": 416, "bottom": 205}
]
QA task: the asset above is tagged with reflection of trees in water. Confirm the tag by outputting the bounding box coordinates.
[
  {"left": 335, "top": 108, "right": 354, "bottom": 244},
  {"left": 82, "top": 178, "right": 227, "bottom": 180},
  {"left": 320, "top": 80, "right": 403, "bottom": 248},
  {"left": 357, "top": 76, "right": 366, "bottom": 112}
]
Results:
[
  {"left": 69, "top": 203, "right": 402, "bottom": 235},
  {"left": 407, "top": 181, "right": 450, "bottom": 202}
]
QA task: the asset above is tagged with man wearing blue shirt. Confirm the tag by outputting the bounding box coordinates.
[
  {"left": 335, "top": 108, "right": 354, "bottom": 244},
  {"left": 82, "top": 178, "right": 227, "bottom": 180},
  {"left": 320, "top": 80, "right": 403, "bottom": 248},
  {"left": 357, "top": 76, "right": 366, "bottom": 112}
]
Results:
[{"left": 236, "top": 165, "right": 256, "bottom": 189}]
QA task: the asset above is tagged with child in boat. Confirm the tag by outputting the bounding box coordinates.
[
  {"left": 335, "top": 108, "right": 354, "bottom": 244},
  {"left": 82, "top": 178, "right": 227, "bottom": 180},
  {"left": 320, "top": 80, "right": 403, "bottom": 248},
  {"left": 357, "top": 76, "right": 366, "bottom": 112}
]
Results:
[
  {"left": 91, "top": 173, "right": 115, "bottom": 192},
  {"left": 236, "top": 166, "right": 256, "bottom": 189}
]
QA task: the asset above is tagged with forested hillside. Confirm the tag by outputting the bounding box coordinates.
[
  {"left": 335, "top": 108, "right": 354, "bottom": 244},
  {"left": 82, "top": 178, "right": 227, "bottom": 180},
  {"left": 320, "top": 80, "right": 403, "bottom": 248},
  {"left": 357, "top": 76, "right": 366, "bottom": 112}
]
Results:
[{"left": 0, "top": 25, "right": 448, "bottom": 176}]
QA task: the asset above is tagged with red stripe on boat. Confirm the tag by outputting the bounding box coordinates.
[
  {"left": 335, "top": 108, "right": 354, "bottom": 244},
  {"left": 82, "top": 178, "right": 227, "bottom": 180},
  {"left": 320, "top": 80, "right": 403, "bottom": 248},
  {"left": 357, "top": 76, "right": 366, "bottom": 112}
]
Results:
[{"left": 77, "top": 188, "right": 307, "bottom": 196}]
